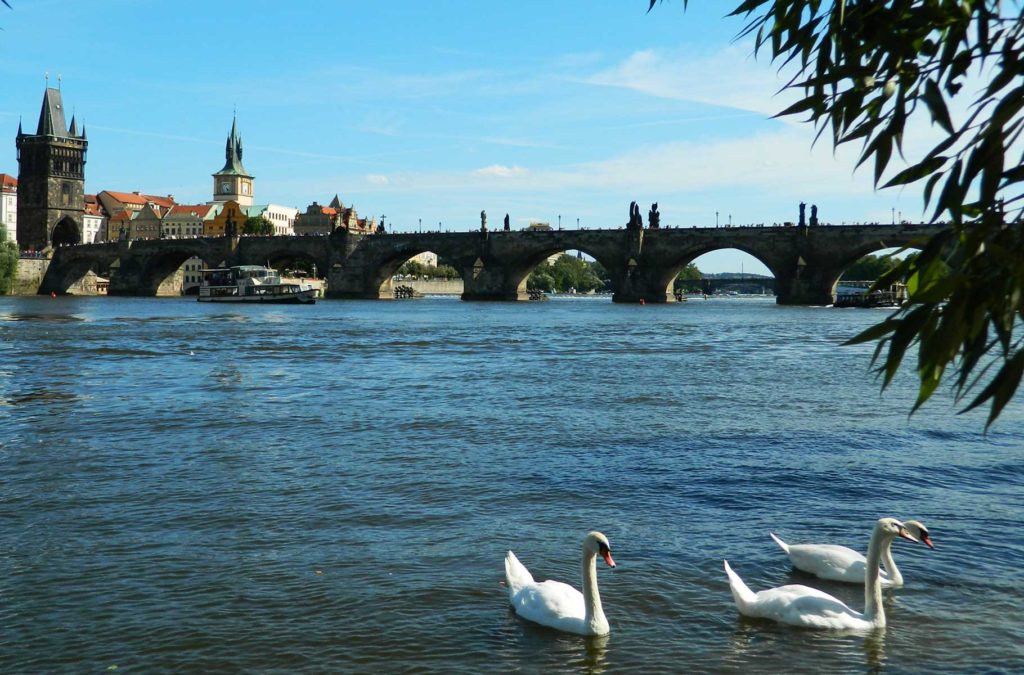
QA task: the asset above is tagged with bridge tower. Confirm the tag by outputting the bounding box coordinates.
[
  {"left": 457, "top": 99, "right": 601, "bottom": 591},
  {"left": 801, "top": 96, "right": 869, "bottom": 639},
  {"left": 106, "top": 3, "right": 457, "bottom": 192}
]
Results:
[{"left": 16, "top": 87, "right": 88, "bottom": 251}]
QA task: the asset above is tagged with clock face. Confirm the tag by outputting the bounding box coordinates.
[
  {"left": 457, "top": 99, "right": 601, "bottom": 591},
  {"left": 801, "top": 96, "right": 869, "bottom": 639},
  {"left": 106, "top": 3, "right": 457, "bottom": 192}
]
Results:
[
  {"left": 221, "top": 180, "right": 231, "bottom": 193},
  {"left": 242, "top": 183, "right": 250, "bottom": 195}
]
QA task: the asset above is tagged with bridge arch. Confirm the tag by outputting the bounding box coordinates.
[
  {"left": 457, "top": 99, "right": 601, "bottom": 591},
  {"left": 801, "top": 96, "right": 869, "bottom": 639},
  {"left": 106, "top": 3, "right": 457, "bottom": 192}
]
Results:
[
  {"left": 40, "top": 244, "right": 119, "bottom": 294},
  {"left": 232, "top": 237, "right": 332, "bottom": 284},
  {"left": 501, "top": 243, "right": 616, "bottom": 297},
  {"left": 827, "top": 243, "right": 922, "bottom": 299},
  {"left": 136, "top": 249, "right": 212, "bottom": 296},
  {"left": 51, "top": 216, "right": 81, "bottom": 247},
  {"left": 364, "top": 247, "right": 462, "bottom": 298},
  {"left": 655, "top": 244, "right": 780, "bottom": 300}
]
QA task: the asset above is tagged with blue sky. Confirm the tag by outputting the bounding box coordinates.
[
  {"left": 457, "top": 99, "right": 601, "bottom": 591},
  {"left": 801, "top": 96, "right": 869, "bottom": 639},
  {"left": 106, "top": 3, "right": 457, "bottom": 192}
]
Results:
[{"left": 0, "top": 1, "right": 932, "bottom": 273}]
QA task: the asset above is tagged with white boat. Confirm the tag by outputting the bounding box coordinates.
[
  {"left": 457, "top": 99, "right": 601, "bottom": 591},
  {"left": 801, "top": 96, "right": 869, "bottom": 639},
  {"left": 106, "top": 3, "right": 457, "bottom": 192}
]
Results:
[{"left": 198, "top": 265, "right": 317, "bottom": 304}]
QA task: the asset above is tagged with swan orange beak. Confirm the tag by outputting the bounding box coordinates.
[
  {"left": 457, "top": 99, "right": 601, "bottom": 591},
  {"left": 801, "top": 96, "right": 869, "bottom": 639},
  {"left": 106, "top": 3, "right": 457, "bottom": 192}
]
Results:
[
  {"left": 898, "top": 527, "right": 918, "bottom": 543},
  {"left": 601, "top": 550, "right": 616, "bottom": 568},
  {"left": 920, "top": 533, "right": 935, "bottom": 549}
]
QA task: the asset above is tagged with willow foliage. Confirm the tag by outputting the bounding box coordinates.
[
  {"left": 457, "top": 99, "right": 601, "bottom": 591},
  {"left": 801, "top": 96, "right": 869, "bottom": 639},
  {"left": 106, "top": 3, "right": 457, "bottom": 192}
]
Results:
[{"left": 651, "top": 0, "right": 1024, "bottom": 426}]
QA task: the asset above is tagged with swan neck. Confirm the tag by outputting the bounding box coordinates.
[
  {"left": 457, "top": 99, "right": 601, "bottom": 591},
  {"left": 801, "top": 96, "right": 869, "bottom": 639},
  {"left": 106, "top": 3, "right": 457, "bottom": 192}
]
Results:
[
  {"left": 581, "top": 548, "right": 606, "bottom": 631},
  {"left": 864, "top": 527, "right": 888, "bottom": 626},
  {"left": 880, "top": 538, "right": 902, "bottom": 586}
]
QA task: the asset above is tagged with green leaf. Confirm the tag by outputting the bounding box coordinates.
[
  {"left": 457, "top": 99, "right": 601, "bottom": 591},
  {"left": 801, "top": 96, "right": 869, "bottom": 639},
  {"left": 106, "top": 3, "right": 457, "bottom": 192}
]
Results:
[
  {"left": 883, "top": 156, "right": 948, "bottom": 189},
  {"left": 922, "top": 79, "right": 954, "bottom": 134}
]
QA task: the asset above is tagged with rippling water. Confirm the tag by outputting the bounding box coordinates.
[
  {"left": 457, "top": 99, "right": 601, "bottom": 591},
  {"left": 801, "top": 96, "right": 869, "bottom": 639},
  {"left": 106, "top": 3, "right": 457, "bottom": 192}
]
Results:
[{"left": 1, "top": 295, "right": 1022, "bottom": 673}]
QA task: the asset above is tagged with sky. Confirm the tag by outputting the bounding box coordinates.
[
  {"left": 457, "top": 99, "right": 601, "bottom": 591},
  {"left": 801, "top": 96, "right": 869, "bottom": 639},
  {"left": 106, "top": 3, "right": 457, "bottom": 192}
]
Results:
[{"left": 0, "top": 0, "right": 936, "bottom": 274}]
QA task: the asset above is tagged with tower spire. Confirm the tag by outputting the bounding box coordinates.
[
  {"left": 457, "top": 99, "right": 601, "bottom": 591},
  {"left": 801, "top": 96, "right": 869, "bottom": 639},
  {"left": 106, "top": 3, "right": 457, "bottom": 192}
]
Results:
[
  {"left": 220, "top": 114, "right": 248, "bottom": 175},
  {"left": 36, "top": 87, "right": 68, "bottom": 136}
]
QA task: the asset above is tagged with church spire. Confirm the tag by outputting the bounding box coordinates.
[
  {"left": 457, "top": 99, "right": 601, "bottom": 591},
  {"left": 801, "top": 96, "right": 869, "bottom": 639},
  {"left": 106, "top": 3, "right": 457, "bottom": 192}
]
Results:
[{"left": 220, "top": 114, "right": 248, "bottom": 175}]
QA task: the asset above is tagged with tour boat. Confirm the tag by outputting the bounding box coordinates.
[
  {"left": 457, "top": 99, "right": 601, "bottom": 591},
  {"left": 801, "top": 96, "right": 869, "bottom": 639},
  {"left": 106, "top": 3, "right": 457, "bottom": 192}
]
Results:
[{"left": 198, "top": 265, "right": 317, "bottom": 304}]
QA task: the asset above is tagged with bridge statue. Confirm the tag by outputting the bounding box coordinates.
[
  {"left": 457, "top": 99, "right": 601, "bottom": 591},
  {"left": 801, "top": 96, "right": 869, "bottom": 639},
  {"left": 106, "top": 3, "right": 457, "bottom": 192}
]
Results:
[
  {"left": 480, "top": 210, "right": 487, "bottom": 231},
  {"left": 649, "top": 203, "right": 660, "bottom": 229},
  {"left": 799, "top": 201, "right": 806, "bottom": 227},
  {"left": 628, "top": 201, "right": 643, "bottom": 230},
  {"left": 810, "top": 204, "right": 818, "bottom": 227},
  {"left": 503, "top": 213, "right": 510, "bottom": 231}
]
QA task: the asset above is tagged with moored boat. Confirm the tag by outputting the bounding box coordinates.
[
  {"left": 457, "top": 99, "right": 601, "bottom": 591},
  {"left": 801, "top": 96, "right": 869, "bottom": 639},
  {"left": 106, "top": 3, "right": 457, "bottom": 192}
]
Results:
[{"left": 198, "top": 265, "right": 317, "bottom": 304}]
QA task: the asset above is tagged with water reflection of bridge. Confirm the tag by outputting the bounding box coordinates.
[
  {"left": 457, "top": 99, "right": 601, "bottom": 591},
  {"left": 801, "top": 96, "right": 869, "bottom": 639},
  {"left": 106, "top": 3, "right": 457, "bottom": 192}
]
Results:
[{"left": 39, "top": 223, "right": 943, "bottom": 304}]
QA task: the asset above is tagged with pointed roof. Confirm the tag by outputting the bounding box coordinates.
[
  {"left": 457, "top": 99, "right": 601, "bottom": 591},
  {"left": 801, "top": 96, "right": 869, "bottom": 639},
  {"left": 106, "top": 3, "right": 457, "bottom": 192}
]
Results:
[
  {"left": 329, "top": 194, "right": 344, "bottom": 209},
  {"left": 69, "top": 115, "right": 78, "bottom": 136},
  {"left": 36, "top": 87, "right": 69, "bottom": 137},
  {"left": 216, "top": 115, "right": 250, "bottom": 177}
]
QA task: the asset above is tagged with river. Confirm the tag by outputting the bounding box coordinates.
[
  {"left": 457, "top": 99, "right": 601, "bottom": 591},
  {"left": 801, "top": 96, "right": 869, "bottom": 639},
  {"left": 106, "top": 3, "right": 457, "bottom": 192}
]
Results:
[{"left": 1, "top": 295, "right": 1021, "bottom": 673}]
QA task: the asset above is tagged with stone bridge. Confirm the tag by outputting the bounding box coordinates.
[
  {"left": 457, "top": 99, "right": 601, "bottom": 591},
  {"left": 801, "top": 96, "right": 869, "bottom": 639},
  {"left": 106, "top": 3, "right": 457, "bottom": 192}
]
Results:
[{"left": 39, "top": 223, "right": 944, "bottom": 304}]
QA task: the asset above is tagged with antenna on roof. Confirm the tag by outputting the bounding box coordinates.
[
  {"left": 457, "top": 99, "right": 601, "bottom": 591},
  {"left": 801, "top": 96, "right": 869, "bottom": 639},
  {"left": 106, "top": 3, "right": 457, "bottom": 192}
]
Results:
[
  {"left": 44, "top": 71, "right": 49, "bottom": 85},
  {"left": 57, "top": 73, "right": 62, "bottom": 90}
]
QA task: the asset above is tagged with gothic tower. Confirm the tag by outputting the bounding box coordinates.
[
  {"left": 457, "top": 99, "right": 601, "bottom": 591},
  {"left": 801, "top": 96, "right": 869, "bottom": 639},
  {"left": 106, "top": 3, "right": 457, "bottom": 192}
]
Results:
[
  {"left": 16, "top": 87, "right": 88, "bottom": 251},
  {"left": 212, "top": 116, "right": 254, "bottom": 207}
]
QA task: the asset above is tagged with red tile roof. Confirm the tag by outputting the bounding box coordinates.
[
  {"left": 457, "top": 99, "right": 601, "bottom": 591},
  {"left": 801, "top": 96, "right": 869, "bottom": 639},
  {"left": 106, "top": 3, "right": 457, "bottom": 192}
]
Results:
[
  {"left": 103, "top": 190, "right": 176, "bottom": 208},
  {"left": 167, "top": 204, "right": 215, "bottom": 218},
  {"left": 0, "top": 173, "right": 16, "bottom": 188}
]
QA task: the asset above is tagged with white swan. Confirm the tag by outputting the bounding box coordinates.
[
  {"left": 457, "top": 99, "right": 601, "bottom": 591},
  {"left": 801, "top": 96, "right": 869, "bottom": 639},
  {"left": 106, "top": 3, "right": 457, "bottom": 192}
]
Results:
[
  {"left": 504, "top": 531, "right": 616, "bottom": 636},
  {"left": 724, "top": 518, "right": 917, "bottom": 630},
  {"left": 769, "top": 520, "right": 933, "bottom": 587}
]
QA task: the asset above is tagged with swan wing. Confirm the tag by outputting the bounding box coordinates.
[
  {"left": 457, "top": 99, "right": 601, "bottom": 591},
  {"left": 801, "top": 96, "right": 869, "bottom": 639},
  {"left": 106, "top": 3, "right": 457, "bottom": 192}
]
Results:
[
  {"left": 509, "top": 579, "right": 587, "bottom": 633},
  {"left": 749, "top": 584, "right": 869, "bottom": 630},
  {"left": 786, "top": 544, "right": 870, "bottom": 583}
]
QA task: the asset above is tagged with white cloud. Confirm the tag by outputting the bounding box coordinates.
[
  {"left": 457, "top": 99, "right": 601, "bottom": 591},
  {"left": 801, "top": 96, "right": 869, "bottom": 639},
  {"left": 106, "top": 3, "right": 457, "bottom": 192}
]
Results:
[
  {"left": 474, "top": 164, "right": 529, "bottom": 178},
  {"left": 366, "top": 174, "right": 390, "bottom": 185},
  {"left": 586, "top": 44, "right": 796, "bottom": 117}
]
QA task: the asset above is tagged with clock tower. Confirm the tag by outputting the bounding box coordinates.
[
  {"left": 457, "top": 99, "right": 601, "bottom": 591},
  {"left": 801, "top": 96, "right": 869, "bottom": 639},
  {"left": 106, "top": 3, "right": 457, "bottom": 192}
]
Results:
[{"left": 212, "top": 116, "right": 253, "bottom": 207}]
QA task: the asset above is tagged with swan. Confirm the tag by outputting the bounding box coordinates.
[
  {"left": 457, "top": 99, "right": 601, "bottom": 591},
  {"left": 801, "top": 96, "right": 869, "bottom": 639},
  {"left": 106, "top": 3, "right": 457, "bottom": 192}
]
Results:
[
  {"left": 769, "top": 520, "right": 933, "bottom": 586},
  {"left": 724, "top": 517, "right": 917, "bottom": 630},
  {"left": 504, "top": 531, "right": 616, "bottom": 636}
]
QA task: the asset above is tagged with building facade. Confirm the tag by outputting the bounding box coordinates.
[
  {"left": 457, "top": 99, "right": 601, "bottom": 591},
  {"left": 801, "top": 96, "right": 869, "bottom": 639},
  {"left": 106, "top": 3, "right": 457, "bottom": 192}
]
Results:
[
  {"left": 0, "top": 173, "right": 16, "bottom": 243},
  {"left": 16, "top": 87, "right": 88, "bottom": 251},
  {"left": 82, "top": 194, "right": 106, "bottom": 243},
  {"left": 128, "top": 202, "right": 164, "bottom": 240},
  {"left": 206, "top": 200, "right": 245, "bottom": 238},
  {"left": 245, "top": 204, "right": 297, "bottom": 235},
  {"left": 294, "top": 195, "right": 375, "bottom": 235},
  {"left": 162, "top": 203, "right": 218, "bottom": 238}
]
